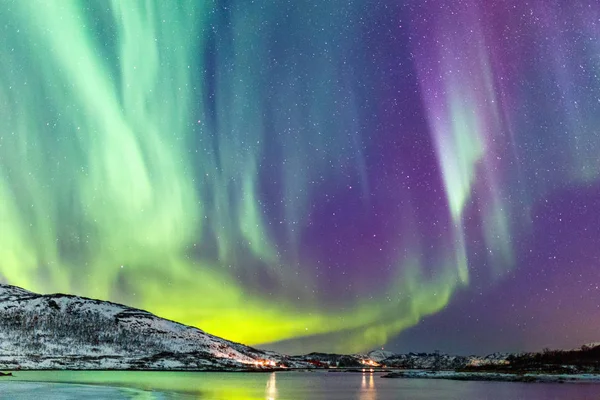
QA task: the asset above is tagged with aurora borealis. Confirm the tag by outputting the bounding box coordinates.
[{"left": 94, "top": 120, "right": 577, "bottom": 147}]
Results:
[{"left": 1, "top": 0, "right": 600, "bottom": 354}]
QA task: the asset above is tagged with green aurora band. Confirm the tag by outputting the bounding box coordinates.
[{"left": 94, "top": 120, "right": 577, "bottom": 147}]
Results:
[
  {"left": 0, "top": 1, "right": 463, "bottom": 352},
  {"left": 3, "top": 0, "right": 598, "bottom": 353}
]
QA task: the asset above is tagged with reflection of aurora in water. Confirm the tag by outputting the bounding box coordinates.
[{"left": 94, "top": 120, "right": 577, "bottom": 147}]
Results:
[
  {"left": 1, "top": 0, "right": 600, "bottom": 353},
  {"left": 7, "top": 371, "right": 600, "bottom": 399}
]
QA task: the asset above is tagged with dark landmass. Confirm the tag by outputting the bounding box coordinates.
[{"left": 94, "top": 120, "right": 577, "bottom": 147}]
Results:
[
  {"left": 461, "top": 345, "right": 600, "bottom": 375},
  {"left": 380, "top": 345, "right": 600, "bottom": 383},
  {"left": 380, "top": 370, "right": 600, "bottom": 383}
]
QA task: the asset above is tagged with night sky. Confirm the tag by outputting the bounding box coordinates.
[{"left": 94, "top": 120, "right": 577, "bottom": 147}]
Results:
[{"left": 1, "top": 0, "right": 600, "bottom": 355}]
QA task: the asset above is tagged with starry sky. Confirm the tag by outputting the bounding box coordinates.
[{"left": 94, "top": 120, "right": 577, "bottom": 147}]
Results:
[{"left": 1, "top": 0, "right": 600, "bottom": 355}]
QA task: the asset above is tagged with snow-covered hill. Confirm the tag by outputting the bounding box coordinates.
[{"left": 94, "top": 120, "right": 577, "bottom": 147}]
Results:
[
  {"left": 0, "top": 283, "right": 305, "bottom": 370},
  {"left": 289, "top": 350, "right": 510, "bottom": 370},
  {"left": 379, "top": 352, "right": 510, "bottom": 369},
  {"left": 364, "top": 350, "right": 396, "bottom": 363}
]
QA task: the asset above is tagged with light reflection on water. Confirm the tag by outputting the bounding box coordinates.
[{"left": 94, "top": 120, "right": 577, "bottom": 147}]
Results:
[
  {"left": 265, "top": 372, "right": 277, "bottom": 400},
  {"left": 3, "top": 370, "right": 600, "bottom": 400},
  {"left": 360, "top": 372, "right": 377, "bottom": 400}
]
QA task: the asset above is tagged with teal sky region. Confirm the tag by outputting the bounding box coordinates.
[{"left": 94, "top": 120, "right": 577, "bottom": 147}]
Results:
[{"left": 1, "top": 0, "right": 600, "bottom": 354}]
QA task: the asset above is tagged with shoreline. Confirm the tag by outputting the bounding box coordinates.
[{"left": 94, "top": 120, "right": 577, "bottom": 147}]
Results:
[
  {"left": 3, "top": 368, "right": 600, "bottom": 384},
  {"left": 381, "top": 370, "right": 600, "bottom": 383}
]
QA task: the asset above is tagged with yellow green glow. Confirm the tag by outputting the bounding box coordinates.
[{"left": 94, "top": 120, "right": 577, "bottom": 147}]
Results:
[{"left": 0, "top": 0, "right": 469, "bottom": 353}]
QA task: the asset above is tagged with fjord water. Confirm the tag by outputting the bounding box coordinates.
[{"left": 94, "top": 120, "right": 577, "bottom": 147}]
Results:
[{"left": 3, "top": 371, "right": 600, "bottom": 400}]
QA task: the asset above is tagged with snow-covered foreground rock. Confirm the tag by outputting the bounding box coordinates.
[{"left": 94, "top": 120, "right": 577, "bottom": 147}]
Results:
[{"left": 0, "top": 283, "right": 307, "bottom": 370}]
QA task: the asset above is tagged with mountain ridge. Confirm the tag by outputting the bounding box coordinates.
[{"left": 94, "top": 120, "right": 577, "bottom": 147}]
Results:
[
  {"left": 1, "top": 283, "right": 598, "bottom": 372},
  {"left": 0, "top": 283, "right": 303, "bottom": 370}
]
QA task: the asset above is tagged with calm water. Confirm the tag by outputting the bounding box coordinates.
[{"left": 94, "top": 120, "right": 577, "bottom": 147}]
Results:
[{"left": 1, "top": 371, "right": 600, "bottom": 399}]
